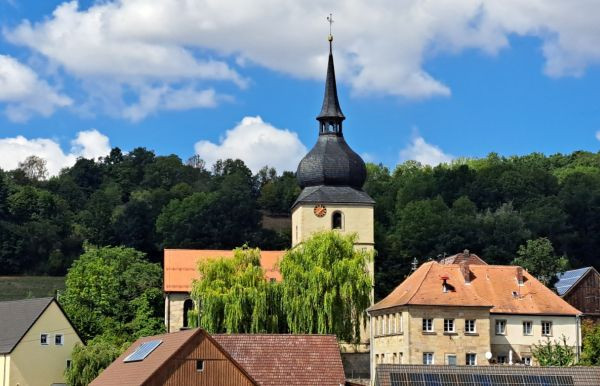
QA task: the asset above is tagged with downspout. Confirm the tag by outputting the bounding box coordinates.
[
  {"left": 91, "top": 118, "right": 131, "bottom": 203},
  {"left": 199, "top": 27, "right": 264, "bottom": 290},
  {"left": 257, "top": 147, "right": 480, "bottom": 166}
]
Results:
[
  {"left": 368, "top": 310, "right": 374, "bottom": 386},
  {"left": 166, "top": 293, "right": 171, "bottom": 333},
  {"left": 575, "top": 314, "right": 581, "bottom": 362},
  {"left": 3, "top": 354, "right": 7, "bottom": 386}
]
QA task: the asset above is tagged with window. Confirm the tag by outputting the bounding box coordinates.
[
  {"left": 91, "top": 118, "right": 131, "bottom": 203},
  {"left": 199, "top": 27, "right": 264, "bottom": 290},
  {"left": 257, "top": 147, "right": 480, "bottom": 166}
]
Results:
[
  {"left": 444, "top": 318, "right": 455, "bottom": 333},
  {"left": 446, "top": 354, "right": 457, "bottom": 366},
  {"left": 183, "top": 299, "right": 194, "bottom": 328},
  {"left": 393, "top": 353, "right": 397, "bottom": 364},
  {"left": 397, "top": 313, "right": 403, "bottom": 333},
  {"left": 66, "top": 360, "right": 72, "bottom": 370},
  {"left": 542, "top": 321, "right": 553, "bottom": 336},
  {"left": 398, "top": 352, "right": 403, "bottom": 364},
  {"left": 388, "top": 314, "right": 394, "bottom": 334},
  {"left": 55, "top": 334, "right": 64, "bottom": 345},
  {"left": 465, "top": 319, "right": 476, "bottom": 334},
  {"left": 375, "top": 354, "right": 380, "bottom": 364},
  {"left": 423, "top": 352, "right": 434, "bottom": 365},
  {"left": 497, "top": 355, "right": 507, "bottom": 364},
  {"left": 332, "top": 212, "right": 343, "bottom": 229},
  {"left": 196, "top": 360, "right": 204, "bottom": 372},
  {"left": 40, "top": 333, "right": 48, "bottom": 345},
  {"left": 466, "top": 353, "right": 477, "bottom": 366},
  {"left": 382, "top": 315, "right": 387, "bottom": 335},
  {"left": 495, "top": 320, "right": 506, "bottom": 335},
  {"left": 522, "top": 355, "right": 532, "bottom": 366},
  {"left": 381, "top": 353, "right": 385, "bottom": 363},
  {"left": 422, "top": 318, "right": 434, "bottom": 332},
  {"left": 523, "top": 321, "right": 532, "bottom": 336}
]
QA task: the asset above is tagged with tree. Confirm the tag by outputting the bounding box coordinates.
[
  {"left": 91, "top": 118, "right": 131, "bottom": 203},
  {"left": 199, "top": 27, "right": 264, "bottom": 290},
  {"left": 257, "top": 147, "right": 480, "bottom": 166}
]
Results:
[
  {"left": 60, "top": 245, "right": 164, "bottom": 342},
  {"left": 18, "top": 155, "right": 48, "bottom": 181},
  {"left": 64, "top": 338, "right": 124, "bottom": 386},
  {"left": 531, "top": 335, "right": 575, "bottom": 366},
  {"left": 512, "top": 237, "right": 568, "bottom": 286},
  {"left": 280, "top": 232, "right": 372, "bottom": 342},
  {"left": 581, "top": 320, "right": 600, "bottom": 365},
  {"left": 190, "top": 246, "right": 284, "bottom": 333}
]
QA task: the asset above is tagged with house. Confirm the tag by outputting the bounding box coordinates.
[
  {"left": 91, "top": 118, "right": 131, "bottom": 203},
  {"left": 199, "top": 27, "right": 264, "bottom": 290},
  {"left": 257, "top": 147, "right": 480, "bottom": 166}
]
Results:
[
  {"left": 368, "top": 257, "right": 581, "bottom": 381},
  {"left": 163, "top": 249, "right": 285, "bottom": 333},
  {"left": 0, "top": 297, "right": 83, "bottom": 386},
  {"left": 91, "top": 328, "right": 348, "bottom": 386},
  {"left": 555, "top": 267, "right": 600, "bottom": 321}
]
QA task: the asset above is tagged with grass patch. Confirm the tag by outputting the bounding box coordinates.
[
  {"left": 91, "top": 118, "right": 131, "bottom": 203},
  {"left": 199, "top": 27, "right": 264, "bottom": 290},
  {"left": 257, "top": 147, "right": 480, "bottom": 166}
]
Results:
[{"left": 0, "top": 276, "right": 65, "bottom": 301}]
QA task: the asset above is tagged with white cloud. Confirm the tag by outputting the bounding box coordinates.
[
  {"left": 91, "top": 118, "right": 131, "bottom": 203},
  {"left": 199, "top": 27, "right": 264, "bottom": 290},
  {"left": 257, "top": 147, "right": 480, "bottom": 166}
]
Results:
[
  {"left": 0, "top": 54, "right": 71, "bottom": 121},
  {"left": 195, "top": 116, "right": 307, "bottom": 173},
  {"left": 399, "top": 136, "right": 453, "bottom": 166},
  {"left": 596, "top": 131, "right": 600, "bottom": 141},
  {"left": 0, "top": 129, "right": 111, "bottom": 176},
  {"left": 7, "top": 0, "right": 600, "bottom": 107}
]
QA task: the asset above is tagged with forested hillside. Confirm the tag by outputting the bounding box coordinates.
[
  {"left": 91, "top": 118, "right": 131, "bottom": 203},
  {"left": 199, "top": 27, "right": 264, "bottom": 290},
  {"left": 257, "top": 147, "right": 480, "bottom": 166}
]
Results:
[{"left": 1, "top": 148, "right": 600, "bottom": 299}]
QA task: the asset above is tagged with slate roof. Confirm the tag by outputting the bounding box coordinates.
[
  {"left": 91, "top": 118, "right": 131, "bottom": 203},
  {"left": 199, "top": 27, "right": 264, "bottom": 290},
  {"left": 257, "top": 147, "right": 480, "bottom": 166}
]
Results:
[
  {"left": 317, "top": 41, "right": 345, "bottom": 121},
  {"left": 555, "top": 267, "right": 594, "bottom": 296},
  {"left": 0, "top": 297, "right": 54, "bottom": 354},
  {"left": 164, "top": 249, "right": 285, "bottom": 292},
  {"left": 213, "top": 334, "right": 346, "bottom": 386},
  {"left": 292, "top": 185, "right": 375, "bottom": 208},
  {"left": 370, "top": 261, "right": 581, "bottom": 316}
]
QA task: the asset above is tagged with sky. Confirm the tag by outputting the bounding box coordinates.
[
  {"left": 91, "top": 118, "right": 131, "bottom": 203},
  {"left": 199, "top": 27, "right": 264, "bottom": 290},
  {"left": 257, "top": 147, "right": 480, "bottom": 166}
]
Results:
[{"left": 1, "top": 0, "right": 600, "bottom": 175}]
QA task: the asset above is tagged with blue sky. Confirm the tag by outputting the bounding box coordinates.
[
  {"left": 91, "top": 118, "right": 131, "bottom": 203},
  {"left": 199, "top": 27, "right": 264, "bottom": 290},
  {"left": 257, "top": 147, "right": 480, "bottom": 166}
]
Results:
[{"left": 1, "top": 1, "right": 600, "bottom": 175}]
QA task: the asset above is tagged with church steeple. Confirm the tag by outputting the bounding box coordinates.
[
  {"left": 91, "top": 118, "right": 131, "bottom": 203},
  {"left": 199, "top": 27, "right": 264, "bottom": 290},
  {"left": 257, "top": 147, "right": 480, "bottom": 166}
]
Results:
[{"left": 317, "top": 36, "right": 345, "bottom": 135}]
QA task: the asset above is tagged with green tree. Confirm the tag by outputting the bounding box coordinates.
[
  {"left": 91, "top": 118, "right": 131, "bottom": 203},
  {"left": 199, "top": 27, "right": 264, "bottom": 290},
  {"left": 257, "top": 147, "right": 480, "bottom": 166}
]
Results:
[
  {"left": 190, "top": 246, "right": 284, "bottom": 333},
  {"left": 531, "top": 335, "right": 575, "bottom": 366},
  {"left": 60, "top": 245, "right": 164, "bottom": 342},
  {"left": 280, "top": 232, "right": 372, "bottom": 342},
  {"left": 581, "top": 320, "right": 600, "bottom": 365},
  {"left": 65, "top": 338, "right": 125, "bottom": 386},
  {"left": 512, "top": 237, "right": 569, "bottom": 286}
]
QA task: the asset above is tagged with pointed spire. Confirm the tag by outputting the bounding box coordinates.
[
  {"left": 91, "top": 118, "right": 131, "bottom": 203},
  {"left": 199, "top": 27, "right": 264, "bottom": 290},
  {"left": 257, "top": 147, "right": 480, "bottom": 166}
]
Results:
[{"left": 317, "top": 35, "right": 345, "bottom": 123}]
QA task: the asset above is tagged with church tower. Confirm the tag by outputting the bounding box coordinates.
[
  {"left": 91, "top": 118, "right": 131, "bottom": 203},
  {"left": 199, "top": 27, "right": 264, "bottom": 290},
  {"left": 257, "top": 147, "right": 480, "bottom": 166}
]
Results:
[{"left": 292, "top": 35, "right": 375, "bottom": 262}]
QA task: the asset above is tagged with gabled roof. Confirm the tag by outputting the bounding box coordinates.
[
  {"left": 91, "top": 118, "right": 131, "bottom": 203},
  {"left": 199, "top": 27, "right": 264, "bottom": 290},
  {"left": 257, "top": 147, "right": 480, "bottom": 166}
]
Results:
[
  {"left": 213, "top": 334, "right": 346, "bottom": 386},
  {"left": 439, "top": 250, "right": 487, "bottom": 266},
  {"left": 90, "top": 329, "right": 258, "bottom": 386},
  {"left": 370, "top": 261, "right": 581, "bottom": 316},
  {"left": 555, "top": 267, "right": 595, "bottom": 296},
  {"left": 164, "top": 249, "right": 285, "bottom": 292},
  {"left": 0, "top": 297, "right": 54, "bottom": 354}
]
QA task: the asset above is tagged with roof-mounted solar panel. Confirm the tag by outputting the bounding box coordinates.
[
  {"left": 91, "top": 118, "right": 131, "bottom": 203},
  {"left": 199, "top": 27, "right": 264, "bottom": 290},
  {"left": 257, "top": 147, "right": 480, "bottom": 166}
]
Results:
[{"left": 123, "top": 339, "right": 162, "bottom": 363}]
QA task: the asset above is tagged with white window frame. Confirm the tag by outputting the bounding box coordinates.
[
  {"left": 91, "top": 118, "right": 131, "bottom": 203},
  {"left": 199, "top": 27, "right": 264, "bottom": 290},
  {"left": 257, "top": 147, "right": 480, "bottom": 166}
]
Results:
[
  {"left": 40, "top": 333, "right": 49, "bottom": 346},
  {"left": 422, "top": 318, "right": 434, "bottom": 332},
  {"left": 466, "top": 353, "right": 477, "bottom": 366},
  {"left": 495, "top": 319, "right": 507, "bottom": 335},
  {"left": 446, "top": 354, "right": 457, "bottom": 366},
  {"left": 522, "top": 355, "right": 532, "bottom": 366},
  {"left": 465, "top": 319, "right": 476, "bottom": 334},
  {"left": 542, "top": 321, "right": 553, "bottom": 336},
  {"left": 423, "top": 352, "right": 434, "bottom": 365},
  {"left": 523, "top": 321, "right": 533, "bottom": 336},
  {"left": 389, "top": 314, "right": 395, "bottom": 334},
  {"left": 55, "top": 334, "right": 64, "bottom": 345},
  {"left": 444, "top": 318, "right": 455, "bottom": 333}
]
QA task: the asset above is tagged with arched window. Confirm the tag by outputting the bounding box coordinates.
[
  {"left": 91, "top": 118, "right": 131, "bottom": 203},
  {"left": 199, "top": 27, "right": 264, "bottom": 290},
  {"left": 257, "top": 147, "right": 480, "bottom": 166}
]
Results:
[
  {"left": 183, "top": 299, "right": 194, "bottom": 328},
  {"left": 332, "top": 211, "right": 343, "bottom": 229}
]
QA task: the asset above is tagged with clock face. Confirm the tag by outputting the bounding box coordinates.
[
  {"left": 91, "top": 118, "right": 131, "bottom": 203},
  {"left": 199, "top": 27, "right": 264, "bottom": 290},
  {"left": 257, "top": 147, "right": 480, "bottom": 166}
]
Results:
[{"left": 313, "top": 204, "right": 327, "bottom": 218}]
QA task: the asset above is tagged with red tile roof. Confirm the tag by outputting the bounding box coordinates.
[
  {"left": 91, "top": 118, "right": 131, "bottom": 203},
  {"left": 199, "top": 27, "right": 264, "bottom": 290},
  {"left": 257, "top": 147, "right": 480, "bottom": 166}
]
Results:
[
  {"left": 213, "top": 334, "right": 346, "bottom": 386},
  {"left": 439, "top": 250, "right": 487, "bottom": 266},
  {"left": 370, "top": 261, "right": 581, "bottom": 316},
  {"left": 164, "top": 249, "right": 285, "bottom": 292}
]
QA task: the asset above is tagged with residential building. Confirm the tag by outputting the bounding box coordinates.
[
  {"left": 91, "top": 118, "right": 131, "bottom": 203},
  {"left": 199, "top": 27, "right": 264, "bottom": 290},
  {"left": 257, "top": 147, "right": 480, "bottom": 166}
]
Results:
[
  {"left": 91, "top": 328, "right": 348, "bottom": 386},
  {"left": 164, "top": 249, "right": 284, "bottom": 333},
  {"left": 0, "top": 297, "right": 83, "bottom": 386},
  {"left": 555, "top": 267, "right": 600, "bottom": 321},
  {"left": 368, "top": 256, "right": 581, "bottom": 382}
]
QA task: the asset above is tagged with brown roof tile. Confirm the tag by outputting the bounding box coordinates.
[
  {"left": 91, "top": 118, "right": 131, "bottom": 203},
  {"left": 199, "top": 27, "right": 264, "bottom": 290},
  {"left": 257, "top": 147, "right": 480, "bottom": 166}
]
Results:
[
  {"left": 164, "top": 249, "right": 285, "bottom": 292},
  {"left": 439, "top": 250, "right": 488, "bottom": 265},
  {"left": 213, "top": 334, "right": 346, "bottom": 386},
  {"left": 370, "top": 261, "right": 581, "bottom": 316}
]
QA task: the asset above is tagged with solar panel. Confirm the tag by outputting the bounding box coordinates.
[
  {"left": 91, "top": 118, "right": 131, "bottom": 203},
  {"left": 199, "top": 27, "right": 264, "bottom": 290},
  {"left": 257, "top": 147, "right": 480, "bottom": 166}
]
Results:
[
  {"left": 555, "top": 267, "right": 590, "bottom": 295},
  {"left": 386, "top": 371, "right": 575, "bottom": 386},
  {"left": 123, "top": 339, "right": 162, "bottom": 363}
]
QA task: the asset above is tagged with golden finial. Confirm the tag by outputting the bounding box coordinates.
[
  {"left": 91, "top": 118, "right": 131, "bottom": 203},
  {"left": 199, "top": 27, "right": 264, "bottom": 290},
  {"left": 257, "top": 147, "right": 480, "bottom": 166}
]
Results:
[{"left": 327, "top": 13, "right": 334, "bottom": 42}]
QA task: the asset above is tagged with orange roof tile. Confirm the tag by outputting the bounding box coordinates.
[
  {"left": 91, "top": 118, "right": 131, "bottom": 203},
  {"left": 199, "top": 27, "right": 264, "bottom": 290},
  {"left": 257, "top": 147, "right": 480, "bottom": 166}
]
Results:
[
  {"left": 370, "top": 261, "right": 581, "bottom": 316},
  {"left": 164, "top": 249, "right": 285, "bottom": 292},
  {"left": 439, "top": 250, "right": 488, "bottom": 265}
]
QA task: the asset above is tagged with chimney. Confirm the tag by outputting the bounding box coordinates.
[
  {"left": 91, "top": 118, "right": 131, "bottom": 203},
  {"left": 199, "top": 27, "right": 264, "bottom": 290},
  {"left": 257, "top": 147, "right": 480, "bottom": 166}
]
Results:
[
  {"left": 463, "top": 249, "right": 470, "bottom": 261},
  {"left": 516, "top": 267, "right": 524, "bottom": 285},
  {"left": 459, "top": 260, "right": 471, "bottom": 284}
]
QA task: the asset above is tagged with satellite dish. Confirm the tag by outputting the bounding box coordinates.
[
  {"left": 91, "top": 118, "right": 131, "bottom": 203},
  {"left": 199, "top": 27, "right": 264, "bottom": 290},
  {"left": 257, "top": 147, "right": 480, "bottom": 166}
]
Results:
[{"left": 485, "top": 352, "right": 493, "bottom": 360}]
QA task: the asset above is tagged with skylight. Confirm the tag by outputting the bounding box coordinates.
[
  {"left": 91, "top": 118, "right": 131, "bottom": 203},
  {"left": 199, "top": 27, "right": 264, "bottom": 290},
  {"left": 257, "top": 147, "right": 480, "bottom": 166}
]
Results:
[{"left": 123, "top": 340, "right": 162, "bottom": 363}]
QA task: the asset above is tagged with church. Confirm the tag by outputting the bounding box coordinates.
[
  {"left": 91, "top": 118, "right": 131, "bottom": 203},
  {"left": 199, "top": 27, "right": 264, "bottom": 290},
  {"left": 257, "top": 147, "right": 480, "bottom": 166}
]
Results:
[{"left": 163, "top": 34, "right": 375, "bottom": 349}]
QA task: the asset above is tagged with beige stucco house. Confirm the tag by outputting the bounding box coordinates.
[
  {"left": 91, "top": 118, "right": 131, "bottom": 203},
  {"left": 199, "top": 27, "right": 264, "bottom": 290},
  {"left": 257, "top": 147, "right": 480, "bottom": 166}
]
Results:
[
  {"left": 368, "top": 251, "right": 581, "bottom": 384},
  {"left": 0, "top": 297, "right": 83, "bottom": 386}
]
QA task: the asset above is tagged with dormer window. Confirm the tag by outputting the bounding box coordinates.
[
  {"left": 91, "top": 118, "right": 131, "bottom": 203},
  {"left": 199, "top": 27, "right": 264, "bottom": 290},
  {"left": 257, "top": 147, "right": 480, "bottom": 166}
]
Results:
[{"left": 332, "top": 211, "right": 343, "bottom": 229}]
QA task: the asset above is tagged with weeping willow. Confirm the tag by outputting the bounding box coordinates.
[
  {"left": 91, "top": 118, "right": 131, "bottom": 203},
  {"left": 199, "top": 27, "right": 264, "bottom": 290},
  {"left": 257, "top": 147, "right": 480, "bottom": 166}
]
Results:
[
  {"left": 190, "top": 246, "right": 285, "bottom": 333},
  {"left": 280, "top": 231, "right": 373, "bottom": 342}
]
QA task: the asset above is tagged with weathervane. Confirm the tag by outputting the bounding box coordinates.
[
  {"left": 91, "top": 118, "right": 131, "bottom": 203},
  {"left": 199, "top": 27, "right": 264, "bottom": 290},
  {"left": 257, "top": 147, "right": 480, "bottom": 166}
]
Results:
[{"left": 327, "top": 13, "right": 334, "bottom": 42}]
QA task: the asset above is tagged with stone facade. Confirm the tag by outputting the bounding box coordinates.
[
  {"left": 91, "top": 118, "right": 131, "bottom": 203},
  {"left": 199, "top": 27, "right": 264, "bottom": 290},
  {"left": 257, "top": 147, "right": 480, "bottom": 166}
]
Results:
[
  {"left": 369, "top": 306, "right": 492, "bottom": 379},
  {"left": 165, "top": 292, "right": 192, "bottom": 333}
]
